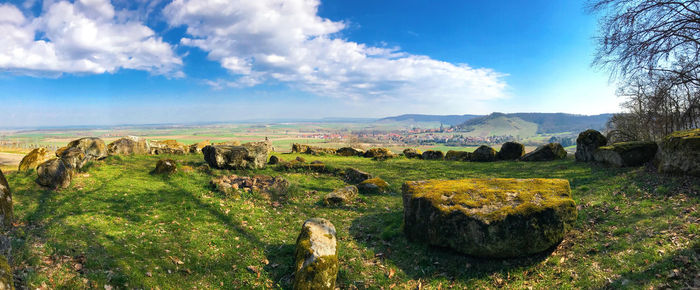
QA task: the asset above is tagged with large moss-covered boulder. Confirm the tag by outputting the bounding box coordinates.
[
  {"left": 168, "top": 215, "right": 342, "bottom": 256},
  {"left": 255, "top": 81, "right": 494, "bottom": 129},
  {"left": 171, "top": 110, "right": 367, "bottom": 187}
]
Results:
[
  {"left": 519, "top": 143, "right": 567, "bottom": 161},
  {"left": 153, "top": 159, "right": 178, "bottom": 175},
  {"left": 58, "top": 147, "right": 86, "bottom": 171},
  {"left": 0, "top": 170, "right": 13, "bottom": 229},
  {"left": 344, "top": 168, "right": 373, "bottom": 184},
  {"left": 36, "top": 158, "right": 72, "bottom": 189},
  {"left": 18, "top": 147, "right": 52, "bottom": 171},
  {"left": 594, "top": 141, "right": 658, "bottom": 167},
  {"left": 402, "top": 178, "right": 577, "bottom": 258},
  {"left": 291, "top": 143, "right": 311, "bottom": 153},
  {"left": 657, "top": 129, "right": 700, "bottom": 176},
  {"left": 188, "top": 140, "right": 211, "bottom": 154},
  {"left": 60, "top": 137, "right": 106, "bottom": 164},
  {"left": 0, "top": 255, "right": 13, "bottom": 290},
  {"left": 336, "top": 147, "right": 364, "bottom": 157},
  {"left": 403, "top": 148, "right": 422, "bottom": 159},
  {"left": 471, "top": 145, "right": 497, "bottom": 162},
  {"left": 497, "top": 141, "right": 525, "bottom": 160},
  {"left": 421, "top": 150, "right": 444, "bottom": 160},
  {"left": 107, "top": 136, "right": 150, "bottom": 155},
  {"left": 575, "top": 129, "right": 607, "bottom": 162},
  {"left": 202, "top": 142, "right": 269, "bottom": 170},
  {"left": 363, "top": 148, "right": 395, "bottom": 160},
  {"left": 445, "top": 150, "right": 471, "bottom": 161},
  {"left": 323, "top": 186, "right": 358, "bottom": 206},
  {"left": 294, "top": 218, "right": 338, "bottom": 290},
  {"left": 357, "top": 178, "right": 390, "bottom": 194},
  {"left": 150, "top": 140, "right": 187, "bottom": 155},
  {"left": 291, "top": 144, "right": 335, "bottom": 155}
]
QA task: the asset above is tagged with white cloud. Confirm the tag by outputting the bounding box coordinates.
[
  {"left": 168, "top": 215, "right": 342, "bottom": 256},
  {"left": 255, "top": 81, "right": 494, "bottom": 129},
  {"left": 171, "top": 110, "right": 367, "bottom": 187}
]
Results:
[
  {"left": 0, "top": 0, "right": 181, "bottom": 76},
  {"left": 163, "top": 0, "right": 507, "bottom": 104}
]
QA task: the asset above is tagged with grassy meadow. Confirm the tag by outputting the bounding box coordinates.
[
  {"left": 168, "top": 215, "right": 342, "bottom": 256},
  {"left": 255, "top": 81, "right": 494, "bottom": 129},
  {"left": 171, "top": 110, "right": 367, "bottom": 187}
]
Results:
[{"left": 3, "top": 152, "right": 699, "bottom": 289}]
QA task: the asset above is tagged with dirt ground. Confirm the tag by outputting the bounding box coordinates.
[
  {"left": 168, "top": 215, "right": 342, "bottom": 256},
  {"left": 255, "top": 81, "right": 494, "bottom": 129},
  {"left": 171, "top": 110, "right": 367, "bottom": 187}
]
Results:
[{"left": 0, "top": 152, "right": 23, "bottom": 168}]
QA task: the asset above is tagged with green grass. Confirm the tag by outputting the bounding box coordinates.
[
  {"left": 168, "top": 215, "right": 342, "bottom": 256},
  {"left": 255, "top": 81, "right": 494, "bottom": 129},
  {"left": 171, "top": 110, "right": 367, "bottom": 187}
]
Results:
[{"left": 4, "top": 153, "right": 699, "bottom": 289}]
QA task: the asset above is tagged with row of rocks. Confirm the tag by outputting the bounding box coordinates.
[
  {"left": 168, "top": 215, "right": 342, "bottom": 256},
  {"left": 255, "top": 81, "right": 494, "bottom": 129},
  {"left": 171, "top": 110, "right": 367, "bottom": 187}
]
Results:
[
  {"left": 36, "top": 137, "right": 107, "bottom": 189},
  {"left": 211, "top": 174, "right": 290, "bottom": 196},
  {"left": 406, "top": 142, "right": 567, "bottom": 162},
  {"left": 291, "top": 144, "right": 397, "bottom": 160}
]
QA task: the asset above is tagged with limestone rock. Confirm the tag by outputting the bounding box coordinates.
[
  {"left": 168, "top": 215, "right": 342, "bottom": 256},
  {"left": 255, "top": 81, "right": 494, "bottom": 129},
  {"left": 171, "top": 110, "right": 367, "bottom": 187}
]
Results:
[
  {"left": 107, "top": 136, "right": 150, "bottom": 155},
  {"left": 594, "top": 141, "right": 658, "bottom": 167},
  {"left": 421, "top": 150, "right": 444, "bottom": 160},
  {"left": 18, "top": 147, "right": 51, "bottom": 171},
  {"left": 357, "top": 178, "right": 390, "bottom": 194},
  {"left": 150, "top": 140, "right": 187, "bottom": 155},
  {"left": 153, "top": 159, "right": 178, "bottom": 175},
  {"left": 294, "top": 218, "right": 338, "bottom": 290},
  {"left": 291, "top": 144, "right": 335, "bottom": 155},
  {"left": 36, "top": 158, "right": 72, "bottom": 189},
  {"left": 519, "top": 143, "right": 567, "bottom": 162},
  {"left": 202, "top": 142, "right": 269, "bottom": 170},
  {"left": 575, "top": 129, "right": 607, "bottom": 162},
  {"left": 657, "top": 129, "right": 700, "bottom": 176},
  {"left": 58, "top": 147, "right": 86, "bottom": 171},
  {"left": 189, "top": 140, "right": 211, "bottom": 154},
  {"left": 471, "top": 145, "right": 497, "bottom": 162},
  {"left": 336, "top": 147, "right": 364, "bottom": 157},
  {"left": 0, "top": 169, "right": 13, "bottom": 229},
  {"left": 363, "top": 148, "right": 395, "bottom": 160},
  {"left": 402, "top": 178, "right": 577, "bottom": 258},
  {"left": 323, "top": 186, "right": 358, "bottom": 206},
  {"left": 445, "top": 150, "right": 471, "bottom": 161},
  {"left": 403, "top": 148, "right": 422, "bottom": 159},
  {"left": 60, "top": 137, "right": 106, "bottom": 166},
  {"left": 497, "top": 141, "right": 525, "bottom": 160},
  {"left": 344, "top": 168, "right": 373, "bottom": 184}
]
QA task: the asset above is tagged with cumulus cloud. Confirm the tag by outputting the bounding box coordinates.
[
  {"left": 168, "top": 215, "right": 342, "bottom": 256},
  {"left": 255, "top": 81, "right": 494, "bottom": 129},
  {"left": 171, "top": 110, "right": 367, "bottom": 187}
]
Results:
[
  {"left": 163, "top": 0, "right": 506, "bottom": 103},
  {"left": 0, "top": 0, "right": 181, "bottom": 76}
]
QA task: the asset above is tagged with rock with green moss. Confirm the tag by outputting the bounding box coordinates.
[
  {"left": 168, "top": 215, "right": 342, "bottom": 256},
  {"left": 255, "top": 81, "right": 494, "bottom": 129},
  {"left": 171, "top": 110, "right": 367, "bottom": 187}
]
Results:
[
  {"left": 519, "top": 143, "right": 567, "bottom": 161},
  {"left": 402, "top": 178, "right": 577, "bottom": 258},
  {"left": 0, "top": 170, "right": 13, "bottom": 230},
  {"left": 202, "top": 142, "right": 269, "bottom": 170},
  {"left": 657, "top": 129, "right": 700, "bottom": 176},
  {"left": 471, "top": 145, "right": 497, "bottom": 162},
  {"left": 323, "top": 186, "right": 358, "bottom": 206},
  {"left": 497, "top": 141, "right": 525, "bottom": 160},
  {"left": 58, "top": 147, "right": 86, "bottom": 171},
  {"left": 403, "top": 148, "right": 422, "bottom": 159},
  {"left": 291, "top": 144, "right": 336, "bottom": 155},
  {"left": 336, "top": 147, "right": 364, "bottom": 157},
  {"left": 269, "top": 155, "right": 281, "bottom": 165},
  {"left": 150, "top": 139, "right": 187, "bottom": 155},
  {"left": 59, "top": 137, "right": 107, "bottom": 166},
  {"left": 594, "top": 141, "right": 658, "bottom": 167},
  {"left": 107, "top": 136, "right": 151, "bottom": 155},
  {"left": 36, "top": 158, "right": 72, "bottom": 190},
  {"left": 0, "top": 254, "right": 13, "bottom": 290},
  {"left": 153, "top": 159, "right": 178, "bottom": 175},
  {"left": 363, "top": 148, "right": 395, "bottom": 160},
  {"left": 189, "top": 140, "right": 211, "bottom": 154},
  {"left": 18, "top": 147, "right": 52, "bottom": 171},
  {"left": 294, "top": 218, "right": 338, "bottom": 290},
  {"left": 421, "top": 150, "right": 444, "bottom": 160},
  {"left": 357, "top": 178, "right": 390, "bottom": 194},
  {"left": 344, "top": 168, "right": 373, "bottom": 184},
  {"left": 575, "top": 129, "right": 607, "bottom": 162},
  {"left": 445, "top": 150, "right": 471, "bottom": 161}
]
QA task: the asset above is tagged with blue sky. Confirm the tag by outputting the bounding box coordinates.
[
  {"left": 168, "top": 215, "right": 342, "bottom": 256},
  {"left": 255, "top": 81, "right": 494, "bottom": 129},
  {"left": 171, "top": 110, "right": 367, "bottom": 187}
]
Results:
[{"left": 0, "top": 0, "right": 620, "bottom": 127}]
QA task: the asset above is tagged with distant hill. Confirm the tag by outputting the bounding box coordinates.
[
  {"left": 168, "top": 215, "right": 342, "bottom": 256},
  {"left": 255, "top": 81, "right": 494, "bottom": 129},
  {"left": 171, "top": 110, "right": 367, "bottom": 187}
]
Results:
[
  {"left": 376, "top": 114, "right": 482, "bottom": 125},
  {"left": 456, "top": 113, "right": 538, "bottom": 137},
  {"left": 456, "top": 112, "right": 612, "bottom": 136}
]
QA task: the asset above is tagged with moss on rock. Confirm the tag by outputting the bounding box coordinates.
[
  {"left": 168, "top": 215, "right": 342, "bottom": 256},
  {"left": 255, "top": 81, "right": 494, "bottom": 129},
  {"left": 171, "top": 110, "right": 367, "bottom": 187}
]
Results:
[
  {"left": 575, "top": 129, "right": 607, "bottom": 162},
  {"left": 594, "top": 141, "right": 657, "bottom": 167},
  {"left": 421, "top": 150, "right": 444, "bottom": 160},
  {"left": 294, "top": 218, "right": 338, "bottom": 290},
  {"left": 357, "top": 178, "right": 390, "bottom": 194},
  {"left": 323, "top": 186, "right": 358, "bottom": 206},
  {"left": 403, "top": 148, "right": 422, "bottom": 159},
  {"left": 497, "top": 141, "right": 525, "bottom": 160},
  {"left": 657, "top": 129, "right": 700, "bottom": 176},
  {"left": 0, "top": 255, "right": 13, "bottom": 290},
  {"left": 519, "top": 143, "right": 567, "bottom": 162},
  {"left": 445, "top": 150, "right": 471, "bottom": 161},
  {"left": 471, "top": 145, "right": 497, "bottom": 162},
  {"left": 18, "top": 147, "right": 51, "bottom": 171},
  {"left": 107, "top": 137, "right": 151, "bottom": 155},
  {"left": 0, "top": 169, "right": 13, "bottom": 230}
]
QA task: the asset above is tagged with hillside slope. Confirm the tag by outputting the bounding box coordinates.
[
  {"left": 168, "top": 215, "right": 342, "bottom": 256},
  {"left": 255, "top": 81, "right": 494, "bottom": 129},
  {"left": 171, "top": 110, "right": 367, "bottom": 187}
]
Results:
[
  {"left": 456, "top": 113, "right": 539, "bottom": 137},
  {"left": 376, "top": 114, "right": 482, "bottom": 126},
  {"left": 456, "top": 112, "right": 612, "bottom": 135}
]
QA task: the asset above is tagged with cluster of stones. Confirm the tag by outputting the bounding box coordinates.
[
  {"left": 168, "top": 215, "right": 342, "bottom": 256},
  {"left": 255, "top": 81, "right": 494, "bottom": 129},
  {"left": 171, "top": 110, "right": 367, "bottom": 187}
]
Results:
[
  {"left": 291, "top": 143, "right": 396, "bottom": 160},
  {"left": 405, "top": 141, "right": 566, "bottom": 162},
  {"left": 210, "top": 174, "right": 290, "bottom": 196},
  {"left": 33, "top": 137, "right": 107, "bottom": 189}
]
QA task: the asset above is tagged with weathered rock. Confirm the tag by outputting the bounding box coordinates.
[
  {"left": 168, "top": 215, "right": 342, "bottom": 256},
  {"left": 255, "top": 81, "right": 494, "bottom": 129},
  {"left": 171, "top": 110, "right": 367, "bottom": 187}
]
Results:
[
  {"left": 594, "top": 141, "right": 658, "bottom": 167},
  {"left": 497, "top": 141, "right": 525, "bottom": 160},
  {"left": 107, "top": 136, "right": 150, "bottom": 155},
  {"left": 310, "top": 160, "right": 323, "bottom": 165},
  {"left": 291, "top": 144, "right": 335, "bottom": 155},
  {"left": 421, "top": 150, "right": 444, "bottom": 160},
  {"left": 336, "top": 147, "right": 364, "bottom": 157},
  {"left": 202, "top": 142, "right": 269, "bottom": 170},
  {"left": 344, "top": 168, "right": 373, "bottom": 184},
  {"left": 575, "top": 129, "right": 607, "bottom": 162},
  {"left": 189, "top": 140, "right": 211, "bottom": 154},
  {"left": 269, "top": 155, "right": 281, "bottom": 165},
  {"left": 58, "top": 147, "right": 86, "bottom": 171},
  {"left": 153, "top": 159, "right": 177, "bottom": 175},
  {"left": 296, "top": 156, "right": 307, "bottom": 163},
  {"left": 363, "top": 148, "right": 395, "bottom": 160},
  {"left": 471, "top": 145, "right": 497, "bottom": 162},
  {"left": 294, "top": 218, "right": 338, "bottom": 290},
  {"left": 18, "top": 147, "right": 52, "bottom": 171},
  {"left": 36, "top": 158, "right": 72, "bottom": 189},
  {"left": 0, "top": 255, "right": 13, "bottom": 290},
  {"left": 403, "top": 148, "right": 422, "bottom": 159},
  {"left": 292, "top": 143, "right": 311, "bottom": 153},
  {"left": 0, "top": 169, "right": 13, "bottom": 229},
  {"left": 402, "top": 178, "right": 577, "bottom": 258},
  {"left": 519, "top": 143, "right": 567, "bottom": 162},
  {"left": 59, "top": 137, "right": 106, "bottom": 167},
  {"left": 445, "top": 150, "right": 471, "bottom": 161},
  {"left": 150, "top": 140, "right": 187, "bottom": 155},
  {"left": 657, "top": 129, "right": 700, "bottom": 176},
  {"left": 357, "top": 178, "right": 390, "bottom": 194},
  {"left": 323, "top": 186, "right": 358, "bottom": 206}
]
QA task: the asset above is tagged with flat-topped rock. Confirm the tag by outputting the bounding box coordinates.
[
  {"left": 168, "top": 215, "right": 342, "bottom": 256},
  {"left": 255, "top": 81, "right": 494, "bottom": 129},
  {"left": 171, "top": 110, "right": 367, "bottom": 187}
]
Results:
[
  {"left": 150, "top": 140, "right": 187, "bottom": 155},
  {"left": 363, "top": 148, "right": 395, "bottom": 160},
  {"left": 107, "top": 136, "right": 150, "bottom": 155},
  {"left": 657, "top": 129, "right": 700, "bottom": 176},
  {"left": 189, "top": 140, "right": 211, "bottom": 154},
  {"left": 294, "top": 218, "right": 338, "bottom": 290},
  {"left": 202, "top": 142, "right": 269, "bottom": 170},
  {"left": 594, "top": 141, "right": 658, "bottom": 167},
  {"left": 402, "top": 178, "right": 577, "bottom": 258}
]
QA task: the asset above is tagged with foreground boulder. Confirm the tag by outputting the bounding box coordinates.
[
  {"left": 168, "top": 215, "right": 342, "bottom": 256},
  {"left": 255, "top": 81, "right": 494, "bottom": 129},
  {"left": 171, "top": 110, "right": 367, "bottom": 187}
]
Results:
[
  {"left": 403, "top": 148, "right": 422, "bottom": 159},
  {"left": 202, "top": 142, "right": 270, "bottom": 170},
  {"left": 421, "top": 150, "right": 444, "bottom": 160},
  {"left": 594, "top": 141, "right": 658, "bottom": 167},
  {"left": 344, "top": 168, "right": 373, "bottom": 184},
  {"left": 471, "top": 145, "right": 497, "bottom": 162},
  {"left": 150, "top": 140, "right": 187, "bottom": 155},
  {"left": 59, "top": 137, "right": 106, "bottom": 164},
  {"left": 336, "top": 147, "right": 364, "bottom": 157},
  {"left": 323, "top": 186, "right": 358, "bottom": 206},
  {"left": 107, "top": 137, "right": 150, "bottom": 155},
  {"left": 189, "top": 140, "right": 211, "bottom": 154},
  {"left": 445, "top": 150, "right": 471, "bottom": 161},
  {"left": 519, "top": 143, "right": 567, "bottom": 161},
  {"left": 36, "top": 159, "right": 72, "bottom": 189},
  {"left": 575, "top": 129, "right": 607, "bottom": 162},
  {"left": 18, "top": 147, "right": 52, "bottom": 171},
  {"left": 497, "top": 141, "right": 525, "bottom": 160},
  {"left": 402, "top": 178, "right": 577, "bottom": 258},
  {"left": 0, "top": 255, "right": 13, "bottom": 290},
  {"left": 357, "top": 178, "right": 390, "bottom": 194},
  {"left": 58, "top": 148, "right": 86, "bottom": 171},
  {"left": 294, "top": 218, "right": 338, "bottom": 290},
  {"left": 657, "top": 129, "right": 700, "bottom": 176},
  {"left": 153, "top": 159, "right": 178, "bottom": 175},
  {"left": 363, "top": 148, "right": 395, "bottom": 160},
  {"left": 0, "top": 169, "right": 13, "bottom": 229}
]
